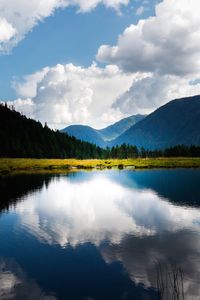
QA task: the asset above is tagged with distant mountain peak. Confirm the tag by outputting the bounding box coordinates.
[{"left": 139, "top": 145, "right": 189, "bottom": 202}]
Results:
[{"left": 61, "top": 114, "right": 146, "bottom": 147}]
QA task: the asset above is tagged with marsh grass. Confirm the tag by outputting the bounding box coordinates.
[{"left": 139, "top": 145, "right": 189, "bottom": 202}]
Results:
[{"left": 0, "top": 157, "right": 200, "bottom": 175}]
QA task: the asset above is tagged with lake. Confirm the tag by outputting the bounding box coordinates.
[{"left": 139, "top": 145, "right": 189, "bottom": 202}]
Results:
[{"left": 0, "top": 169, "right": 200, "bottom": 300}]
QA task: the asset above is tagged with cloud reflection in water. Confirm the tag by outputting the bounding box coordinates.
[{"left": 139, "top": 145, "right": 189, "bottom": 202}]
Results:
[
  {"left": 15, "top": 174, "right": 200, "bottom": 247},
  {"left": 10, "top": 172, "right": 200, "bottom": 299},
  {"left": 0, "top": 258, "right": 56, "bottom": 300}
]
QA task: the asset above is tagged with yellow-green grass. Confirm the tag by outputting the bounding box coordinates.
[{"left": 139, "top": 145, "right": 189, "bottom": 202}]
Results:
[{"left": 0, "top": 157, "right": 200, "bottom": 175}]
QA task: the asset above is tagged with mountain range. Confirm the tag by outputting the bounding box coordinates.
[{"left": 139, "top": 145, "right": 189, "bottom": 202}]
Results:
[
  {"left": 61, "top": 95, "right": 200, "bottom": 149},
  {"left": 61, "top": 114, "right": 145, "bottom": 148}
]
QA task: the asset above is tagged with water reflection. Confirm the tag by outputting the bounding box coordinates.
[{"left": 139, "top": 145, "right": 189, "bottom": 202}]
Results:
[
  {"left": 14, "top": 173, "right": 200, "bottom": 246},
  {"left": 0, "top": 174, "right": 53, "bottom": 212},
  {"left": 101, "top": 231, "right": 200, "bottom": 299},
  {"left": 0, "top": 258, "right": 57, "bottom": 300},
  {"left": 0, "top": 170, "right": 200, "bottom": 300}
]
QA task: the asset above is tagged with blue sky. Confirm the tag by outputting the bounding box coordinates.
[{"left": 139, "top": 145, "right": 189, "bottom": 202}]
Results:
[
  {"left": 0, "top": 1, "right": 158, "bottom": 100},
  {"left": 1, "top": 0, "right": 199, "bottom": 128}
]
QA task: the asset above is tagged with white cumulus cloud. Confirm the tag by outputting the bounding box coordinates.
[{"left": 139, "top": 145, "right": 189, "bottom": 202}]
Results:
[
  {"left": 10, "top": 63, "right": 135, "bottom": 128},
  {"left": 96, "top": 0, "right": 200, "bottom": 116},
  {"left": 113, "top": 73, "right": 200, "bottom": 114},
  {"left": 4, "top": 0, "right": 200, "bottom": 125},
  {"left": 0, "top": 17, "right": 16, "bottom": 45},
  {"left": 97, "top": 0, "right": 200, "bottom": 76}
]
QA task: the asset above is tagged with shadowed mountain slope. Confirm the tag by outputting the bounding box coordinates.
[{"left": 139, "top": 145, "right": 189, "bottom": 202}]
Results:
[{"left": 112, "top": 95, "right": 200, "bottom": 149}]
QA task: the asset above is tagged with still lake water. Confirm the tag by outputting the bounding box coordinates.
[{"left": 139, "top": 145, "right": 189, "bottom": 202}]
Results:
[{"left": 0, "top": 169, "right": 200, "bottom": 300}]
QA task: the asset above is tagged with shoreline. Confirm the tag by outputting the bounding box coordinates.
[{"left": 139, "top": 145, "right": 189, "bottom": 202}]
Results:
[{"left": 1, "top": 158, "right": 200, "bottom": 175}]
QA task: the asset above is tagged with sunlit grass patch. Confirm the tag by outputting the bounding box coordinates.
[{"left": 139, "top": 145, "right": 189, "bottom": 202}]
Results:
[{"left": 0, "top": 157, "right": 200, "bottom": 175}]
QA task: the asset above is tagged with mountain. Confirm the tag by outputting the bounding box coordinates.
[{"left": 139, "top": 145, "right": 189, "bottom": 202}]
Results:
[
  {"left": 112, "top": 95, "right": 200, "bottom": 149},
  {"left": 61, "top": 125, "right": 106, "bottom": 148},
  {"left": 0, "top": 104, "right": 105, "bottom": 159},
  {"left": 99, "top": 114, "right": 145, "bottom": 141},
  {"left": 61, "top": 114, "right": 146, "bottom": 147}
]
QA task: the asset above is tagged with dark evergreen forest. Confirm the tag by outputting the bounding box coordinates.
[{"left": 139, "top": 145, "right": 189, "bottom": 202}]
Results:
[
  {"left": 0, "top": 104, "right": 105, "bottom": 159},
  {"left": 0, "top": 104, "right": 200, "bottom": 158}
]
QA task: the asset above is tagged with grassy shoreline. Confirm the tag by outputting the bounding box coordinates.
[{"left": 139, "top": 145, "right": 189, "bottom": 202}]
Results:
[{"left": 0, "top": 157, "right": 200, "bottom": 175}]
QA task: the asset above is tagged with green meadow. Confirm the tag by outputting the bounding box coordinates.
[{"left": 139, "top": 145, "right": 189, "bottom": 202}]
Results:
[{"left": 1, "top": 157, "right": 200, "bottom": 175}]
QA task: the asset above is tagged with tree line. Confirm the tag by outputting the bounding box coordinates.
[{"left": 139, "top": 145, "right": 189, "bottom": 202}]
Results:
[
  {"left": 0, "top": 103, "right": 200, "bottom": 159},
  {"left": 105, "top": 144, "right": 200, "bottom": 158}
]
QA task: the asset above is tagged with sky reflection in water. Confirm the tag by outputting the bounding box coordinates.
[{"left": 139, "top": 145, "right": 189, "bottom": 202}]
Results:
[{"left": 0, "top": 169, "right": 200, "bottom": 300}]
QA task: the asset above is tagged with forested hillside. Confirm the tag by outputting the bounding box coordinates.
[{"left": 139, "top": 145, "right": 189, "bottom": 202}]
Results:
[
  {"left": 61, "top": 125, "right": 106, "bottom": 148},
  {"left": 0, "top": 104, "right": 104, "bottom": 158}
]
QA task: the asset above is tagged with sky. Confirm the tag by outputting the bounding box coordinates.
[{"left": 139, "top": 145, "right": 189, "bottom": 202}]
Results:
[{"left": 1, "top": 0, "right": 200, "bottom": 129}]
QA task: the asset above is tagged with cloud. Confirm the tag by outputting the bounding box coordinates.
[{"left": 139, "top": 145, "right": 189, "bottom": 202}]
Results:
[
  {"left": 113, "top": 73, "right": 200, "bottom": 114},
  {"left": 13, "top": 67, "right": 49, "bottom": 98},
  {"left": 97, "top": 0, "right": 200, "bottom": 76},
  {"left": 10, "top": 63, "right": 135, "bottom": 128},
  {"left": 0, "top": 258, "right": 57, "bottom": 300},
  {"left": 4, "top": 0, "right": 200, "bottom": 125},
  {"left": 0, "top": 18, "right": 17, "bottom": 44},
  {"left": 0, "top": 0, "right": 129, "bottom": 53},
  {"left": 96, "top": 0, "right": 200, "bottom": 116},
  {"left": 135, "top": 6, "right": 145, "bottom": 16},
  {"left": 73, "top": 0, "right": 129, "bottom": 12},
  {"left": 10, "top": 62, "right": 200, "bottom": 126},
  {"left": 7, "top": 98, "right": 35, "bottom": 115}
]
